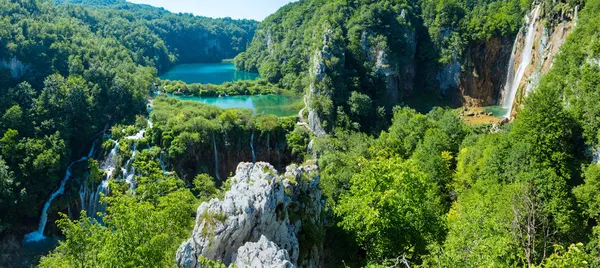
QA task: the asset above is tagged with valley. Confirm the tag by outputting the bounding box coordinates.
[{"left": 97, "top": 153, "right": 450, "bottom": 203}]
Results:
[{"left": 0, "top": 0, "right": 597, "bottom": 267}]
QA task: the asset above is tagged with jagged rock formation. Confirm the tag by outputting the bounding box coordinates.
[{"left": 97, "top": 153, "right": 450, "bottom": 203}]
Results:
[
  {"left": 176, "top": 162, "right": 323, "bottom": 268},
  {"left": 233, "top": 235, "right": 295, "bottom": 268}
]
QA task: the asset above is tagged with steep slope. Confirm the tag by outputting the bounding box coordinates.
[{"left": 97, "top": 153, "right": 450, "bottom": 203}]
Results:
[
  {"left": 234, "top": 0, "right": 535, "bottom": 133},
  {"left": 55, "top": 0, "right": 258, "bottom": 72},
  {"left": 177, "top": 162, "right": 323, "bottom": 267},
  {"left": 0, "top": 0, "right": 255, "bottom": 251}
]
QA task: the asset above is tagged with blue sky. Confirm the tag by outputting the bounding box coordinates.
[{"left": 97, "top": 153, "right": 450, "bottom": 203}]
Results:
[{"left": 126, "top": 0, "right": 296, "bottom": 21}]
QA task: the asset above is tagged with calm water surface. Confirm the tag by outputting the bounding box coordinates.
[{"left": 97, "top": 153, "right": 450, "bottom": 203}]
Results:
[
  {"left": 170, "top": 94, "right": 300, "bottom": 117},
  {"left": 484, "top": 106, "right": 509, "bottom": 117},
  {"left": 159, "top": 63, "right": 260, "bottom": 84}
]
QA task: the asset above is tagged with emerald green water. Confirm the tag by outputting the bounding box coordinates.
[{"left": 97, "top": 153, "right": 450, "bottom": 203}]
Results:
[
  {"left": 484, "top": 106, "right": 508, "bottom": 117},
  {"left": 160, "top": 63, "right": 260, "bottom": 84},
  {"left": 170, "top": 94, "right": 301, "bottom": 117}
]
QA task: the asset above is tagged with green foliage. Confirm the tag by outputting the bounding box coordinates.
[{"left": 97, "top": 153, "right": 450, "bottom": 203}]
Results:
[
  {"left": 160, "top": 79, "right": 281, "bottom": 97},
  {"left": 538, "top": 243, "right": 595, "bottom": 268},
  {"left": 151, "top": 97, "right": 298, "bottom": 181},
  {"left": 39, "top": 149, "right": 196, "bottom": 267},
  {"left": 421, "top": 0, "right": 531, "bottom": 63},
  {"left": 335, "top": 157, "right": 445, "bottom": 261},
  {"left": 193, "top": 174, "right": 219, "bottom": 202}
]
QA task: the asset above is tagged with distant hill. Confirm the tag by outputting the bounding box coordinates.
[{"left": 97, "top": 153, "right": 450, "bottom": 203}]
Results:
[{"left": 55, "top": 0, "right": 126, "bottom": 6}]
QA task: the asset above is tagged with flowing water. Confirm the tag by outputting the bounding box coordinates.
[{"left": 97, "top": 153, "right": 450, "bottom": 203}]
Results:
[
  {"left": 501, "top": 6, "right": 540, "bottom": 118},
  {"left": 213, "top": 133, "right": 221, "bottom": 181},
  {"left": 80, "top": 141, "right": 119, "bottom": 220},
  {"left": 159, "top": 63, "right": 260, "bottom": 84},
  {"left": 24, "top": 143, "right": 96, "bottom": 243},
  {"left": 250, "top": 130, "right": 256, "bottom": 163}
]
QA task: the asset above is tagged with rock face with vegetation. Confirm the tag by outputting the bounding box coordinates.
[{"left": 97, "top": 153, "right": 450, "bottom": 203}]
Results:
[
  {"left": 233, "top": 235, "right": 295, "bottom": 268},
  {"left": 176, "top": 162, "right": 322, "bottom": 268}
]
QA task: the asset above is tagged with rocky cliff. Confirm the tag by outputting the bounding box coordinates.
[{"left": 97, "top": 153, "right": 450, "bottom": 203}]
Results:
[
  {"left": 176, "top": 162, "right": 323, "bottom": 268},
  {"left": 442, "top": 5, "right": 577, "bottom": 110},
  {"left": 508, "top": 6, "right": 578, "bottom": 116},
  {"left": 454, "top": 36, "right": 515, "bottom": 107}
]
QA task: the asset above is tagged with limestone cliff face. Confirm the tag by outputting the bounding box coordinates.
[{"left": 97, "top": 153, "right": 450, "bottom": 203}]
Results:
[
  {"left": 442, "top": 6, "right": 576, "bottom": 109},
  {"left": 456, "top": 36, "right": 514, "bottom": 107},
  {"left": 176, "top": 162, "right": 323, "bottom": 268},
  {"left": 437, "top": 36, "right": 513, "bottom": 107},
  {"left": 510, "top": 7, "right": 578, "bottom": 116}
]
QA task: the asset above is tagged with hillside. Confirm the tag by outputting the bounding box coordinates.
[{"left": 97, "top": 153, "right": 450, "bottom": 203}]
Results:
[
  {"left": 3, "top": 0, "right": 600, "bottom": 267},
  {"left": 0, "top": 0, "right": 256, "bottom": 264}
]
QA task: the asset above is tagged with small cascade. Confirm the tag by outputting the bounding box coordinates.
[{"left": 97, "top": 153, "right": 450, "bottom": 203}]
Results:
[
  {"left": 213, "top": 133, "right": 221, "bottom": 181},
  {"left": 122, "top": 143, "right": 138, "bottom": 190},
  {"left": 266, "top": 132, "right": 271, "bottom": 161},
  {"left": 159, "top": 151, "right": 167, "bottom": 173},
  {"left": 250, "top": 130, "right": 256, "bottom": 163},
  {"left": 275, "top": 141, "right": 281, "bottom": 170},
  {"left": 501, "top": 5, "right": 541, "bottom": 118},
  {"left": 79, "top": 140, "right": 119, "bottom": 220},
  {"left": 574, "top": 5, "right": 579, "bottom": 26},
  {"left": 24, "top": 143, "right": 96, "bottom": 243}
]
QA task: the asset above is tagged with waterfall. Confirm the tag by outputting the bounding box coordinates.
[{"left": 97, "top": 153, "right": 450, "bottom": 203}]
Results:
[
  {"left": 266, "top": 132, "right": 271, "bottom": 161},
  {"left": 501, "top": 6, "right": 540, "bottom": 118},
  {"left": 250, "top": 130, "right": 256, "bottom": 163},
  {"left": 88, "top": 141, "right": 118, "bottom": 219},
  {"left": 122, "top": 143, "right": 138, "bottom": 190},
  {"left": 24, "top": 143, "right": 96, "bottom": 243},
  {"left": 275, "top": 141, "right": 281, "bottom": 170},
  {"left": 213, "top": 133, "right": 221, "bottom": 181},
  {"left": 159, "top": 151, "right": 167, "bottom": 173},
  {"left": 574, "top": 5, "right": 579, "bottom": 26}
]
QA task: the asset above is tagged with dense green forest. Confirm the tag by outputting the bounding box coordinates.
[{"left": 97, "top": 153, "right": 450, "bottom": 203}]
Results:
[
  {"left": 2, "top": 0, "right": 600, "bottom": 267},
  {"left": 234, "top": 0, "right": 537, "bottom": 132},
  {"left": 0, "top": 0, "right": 255, "bottom": 252}
]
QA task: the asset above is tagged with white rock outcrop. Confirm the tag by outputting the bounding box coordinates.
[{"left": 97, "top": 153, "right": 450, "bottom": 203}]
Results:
[
  {"left": 176, "top": 162, "right": 322, "bottom": 268},
  {"left": 233, "top": 235, "right": 295, "bottom": 268}
]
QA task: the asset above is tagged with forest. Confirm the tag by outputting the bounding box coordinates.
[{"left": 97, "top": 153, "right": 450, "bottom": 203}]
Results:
[{"left": 1, "top": 0, "right": 599, "bottom": 267}]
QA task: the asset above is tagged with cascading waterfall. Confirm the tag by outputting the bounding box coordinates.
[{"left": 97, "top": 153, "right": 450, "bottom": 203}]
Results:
[
  {"left": 574, "top": 5, "right": 579, "bottom": 26},
  {"left": 501, "top": 5, "right": 540, "bottom": 118},
  {"left": 213, "top": 133, "right": 221, "bottom": 181},
  {"left": 275, "top": 141, "right": 281, "bottom": 170},
  {"left": 159, "top": 151, "right": 167, "bottom": 173},
  {"left": 82, "top": 141, "right": 118, "bottom": 219},
  {"left": 250, "top": 130, "right": 256, "bottom": 163},
  {"left": 24, "top": 143, "right": 96, "bottom": 243},
  {"left": 122, "top": 143, "right": 138, "bottom": 190},
  {"left": 266, "top": 132, "right": 271, "bottom": 161}
]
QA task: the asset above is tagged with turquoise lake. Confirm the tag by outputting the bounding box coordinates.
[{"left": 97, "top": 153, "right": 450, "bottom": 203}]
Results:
[
  {"left": 169, "top": 94, "right": 300, "bottom": 117},
  {"left": 159, "top": 63, "right": 260, "bottom": 84}
]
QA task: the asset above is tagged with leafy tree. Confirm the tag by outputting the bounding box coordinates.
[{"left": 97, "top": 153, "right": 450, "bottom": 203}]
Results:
[{"left": 335, "top": 157, "right": 445, "bottom": 261}]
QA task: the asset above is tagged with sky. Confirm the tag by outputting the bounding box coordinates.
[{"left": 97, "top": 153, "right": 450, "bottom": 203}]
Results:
[{"left": 126, "top": 0, "right": 296, "bottom": 21}]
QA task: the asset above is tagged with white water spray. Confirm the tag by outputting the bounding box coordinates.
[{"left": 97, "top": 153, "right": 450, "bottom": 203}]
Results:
[
  {"left": 501, "top": 5, "right": 540, "bottom": 118},
  {"left": 24, "top": 143, "right": 96, "bottom": 243},
  {"left": 84, "top": 141, "right": 118, "bottom": 219},
  {"left": 213, "top": 133, "right": 220, "bottom": 181},
  {"left": 250, "top": 130, "right": 256, "bottom": 163}
]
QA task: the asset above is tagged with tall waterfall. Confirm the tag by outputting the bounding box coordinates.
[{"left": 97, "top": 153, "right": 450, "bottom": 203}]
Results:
[
  {"left": 213, "top": 133, "right": 221, "bottom": 181},
  {"left": 24, "top": 143, "right": 96, "bottom": 243},
  {"left": 501, "top": 6, "right": 540, "bottom": 118},
  {"left": 250, "top": 130, "right": 256, "bottom": 163}
]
